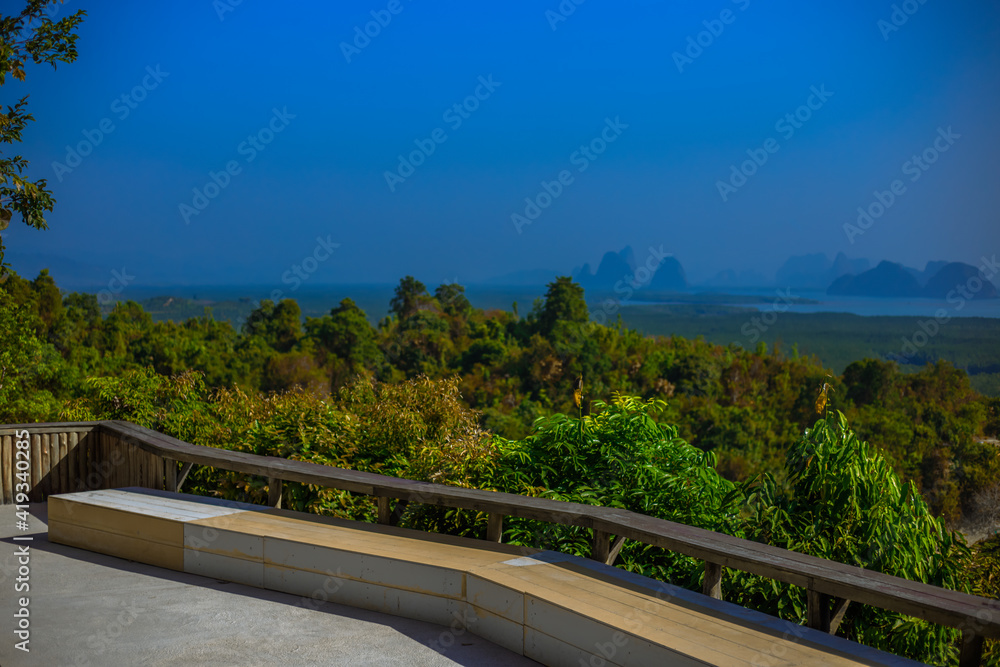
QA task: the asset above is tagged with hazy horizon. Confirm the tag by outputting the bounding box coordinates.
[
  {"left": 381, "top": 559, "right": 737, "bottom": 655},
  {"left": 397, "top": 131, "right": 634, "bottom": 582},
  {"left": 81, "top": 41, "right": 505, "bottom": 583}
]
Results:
[{"left": 3, "top": 1, "right": 999, "bottom": 288}]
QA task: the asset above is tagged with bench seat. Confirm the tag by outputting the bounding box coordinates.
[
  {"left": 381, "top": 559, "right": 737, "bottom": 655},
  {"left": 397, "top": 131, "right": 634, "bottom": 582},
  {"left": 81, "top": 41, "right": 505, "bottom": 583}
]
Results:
[{"left": 48, "top": 487, "right": 922, "bottom": 667}]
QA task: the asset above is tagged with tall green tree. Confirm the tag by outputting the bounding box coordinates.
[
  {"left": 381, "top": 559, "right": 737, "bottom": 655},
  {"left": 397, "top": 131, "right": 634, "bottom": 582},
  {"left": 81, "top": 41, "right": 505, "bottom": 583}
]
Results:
[
  {"left": 434, "top": 282, "right": 471, "bottom": 317},
  {"left": 0, "top": 0, "right": 86, "bottom": 274},
  {"left": 244, "top": 298, "right": 302, "bottom": 353},
  {"left": 389, "top": 275, "right": 428, "bottom": 320},
  {"left": 536, "top": 276, "right": 588, "bottom": 336},
  {"left": 306, "top": 297, "right": 382, "bottom": 389}
]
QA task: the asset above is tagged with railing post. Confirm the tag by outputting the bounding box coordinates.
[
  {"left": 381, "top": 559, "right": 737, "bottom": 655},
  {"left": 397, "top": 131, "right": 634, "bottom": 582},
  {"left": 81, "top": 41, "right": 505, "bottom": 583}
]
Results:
[
  {"left": 268, "top": 477, "right": 282, "bottom": 509},
  {"left": 487, "top": 513, "right": 503, "bottom": 543},
  {"left": 703, "top": 562, "right": 722, "bottom": 599},
  {"left": 164, "top": 458, "right": 177, "bottom": 492},
  {"left": 591, "top": 529, "right": 610, "bottom": 563},
  {"left": 959, "top": 630, "right": 984, "bottom": 667},
  {"left": 807, "top": 589, "right": 831, "bottom": 633},
  {"left": 377, "top": 496, "right": 392, "bottom": 525}
]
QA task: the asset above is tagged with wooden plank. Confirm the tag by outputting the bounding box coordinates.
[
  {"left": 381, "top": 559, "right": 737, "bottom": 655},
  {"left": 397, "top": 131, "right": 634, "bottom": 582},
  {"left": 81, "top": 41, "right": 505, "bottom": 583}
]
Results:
[
  {"left": 57, "top": 433, "right": 68, "bottom": 496},
  {"left": 100, "top": 431, "right": 109, "bottom": 490},
  {"left": 49, "top": 495, "right": 184, "bottom": 545},
  {"left": 40, "top": 433, "right": 51, "bottom": 499},
  {"left": 67, "top": 434, "right": 74, "bottom": 492},
  {"left": 176, "top": 462, "right": 193, "bottom": 492},
  {"left": 132, "top": 441, "right": 140, "bottom": 488},
  {"left": 829, "top": 597, "right": 850, "bottom": 635},
  {"left": 112, "top": 431, "right": 122, "bottom": 488},
  {"left": 139, "top": 441, "right": 147, "bottom": 487},
  {"left": 149, "top": 450, "right": 157, "bottom": 488},
  {"left": 164, "top": 458, "right": 177, "bottom": 492},
  {"left": 487, "top": 513, "right": 504, "bottom": 543},
  {"left": 703, "top": 562, "right": 722, "bottom": 600},
  {"left": 29, "top": 433, "right": 42, "bottom": 502},
  {"left": 113, "top": 433, "right": 123, "bottom": 487},
  {"left": 75, "top": 431, "right": 87, "bottom": 491},
  {"left": 93, "top": 429, "right": 103, "bottom": 488},
  {"left": 128, "top": 437, "right": 137, "bottom": 487},
  {"left": 2, "top": 434, "right": 12, "bottom": 504},
  {"left": 49, "top": 520, "right": 184, "bottom": 571},
  {"left": 69, "top": 431, "right": 87, "bottom": 492},
  {"left": 606, "top": 535, "right": 626, "bottom": 566},
  {"left": 0, "top": 422, "right": 99, "bottom": 436},
  {"left": 66, "top": 432, "right": 77, "bottom": 493},
  {"left": 48, "top": 433, "right": 59, "bottom": 496},
  {"left": 154, "top": 452, "right": 165, "bottom": 489}
]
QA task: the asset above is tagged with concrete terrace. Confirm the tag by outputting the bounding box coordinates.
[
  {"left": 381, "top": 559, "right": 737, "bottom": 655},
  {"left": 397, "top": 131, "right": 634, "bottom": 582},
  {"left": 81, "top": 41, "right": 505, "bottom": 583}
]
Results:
[{"left": 0, "top": 504, "right": 534, "bottom": 667}]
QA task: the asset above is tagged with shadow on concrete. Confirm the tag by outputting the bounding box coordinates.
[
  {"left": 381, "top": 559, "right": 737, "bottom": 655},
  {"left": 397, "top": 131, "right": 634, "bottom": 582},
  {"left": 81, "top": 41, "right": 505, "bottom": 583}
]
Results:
[{"left": 1, "top": 503, "right": 538, "bottom": 667}]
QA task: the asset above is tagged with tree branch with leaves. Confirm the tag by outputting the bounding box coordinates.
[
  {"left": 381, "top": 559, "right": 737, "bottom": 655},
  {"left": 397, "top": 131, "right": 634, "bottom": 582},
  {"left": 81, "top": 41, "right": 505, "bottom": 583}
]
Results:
[{"left": 0, "top": 0, "right": 86, "bottom": 275}]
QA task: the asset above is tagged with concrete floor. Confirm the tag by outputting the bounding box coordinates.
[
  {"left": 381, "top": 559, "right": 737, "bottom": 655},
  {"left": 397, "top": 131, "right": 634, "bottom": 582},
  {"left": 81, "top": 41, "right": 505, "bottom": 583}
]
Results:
[{"left": 0, "top": 504, "right": 539, "bottom": 667}]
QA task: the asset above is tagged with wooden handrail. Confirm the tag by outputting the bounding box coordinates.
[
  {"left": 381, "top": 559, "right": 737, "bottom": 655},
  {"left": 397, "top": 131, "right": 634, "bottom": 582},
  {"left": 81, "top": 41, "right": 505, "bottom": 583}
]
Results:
[{"left": 4, "top": 420, "right": 999, "bottom": 664}]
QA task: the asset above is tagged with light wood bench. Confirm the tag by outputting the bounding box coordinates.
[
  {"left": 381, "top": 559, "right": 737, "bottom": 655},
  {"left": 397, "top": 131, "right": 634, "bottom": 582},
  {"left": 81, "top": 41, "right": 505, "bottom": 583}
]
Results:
[{"left": 48, "top": 487, "right": 923, "bottom": 667}]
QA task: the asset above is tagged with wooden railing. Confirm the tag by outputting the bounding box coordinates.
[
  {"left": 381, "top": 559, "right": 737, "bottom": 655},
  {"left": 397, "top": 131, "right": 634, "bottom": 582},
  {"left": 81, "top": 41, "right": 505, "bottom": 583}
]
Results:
[{"left": 2, "top": 420, "right": 998, "bottom": 666}]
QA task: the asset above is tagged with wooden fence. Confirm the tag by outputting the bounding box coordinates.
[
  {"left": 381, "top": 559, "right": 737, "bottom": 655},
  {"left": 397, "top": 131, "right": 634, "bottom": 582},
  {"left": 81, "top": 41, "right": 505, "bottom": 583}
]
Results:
[{"left": 1, "top": 420, "right": 998, "bottom": 666}]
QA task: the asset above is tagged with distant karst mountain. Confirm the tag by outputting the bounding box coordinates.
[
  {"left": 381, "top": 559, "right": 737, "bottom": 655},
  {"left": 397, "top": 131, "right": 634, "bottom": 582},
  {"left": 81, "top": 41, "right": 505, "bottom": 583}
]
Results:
[
  {"left": 827, "top": 260, "right": 997, "bottom": 299},
  {"left": 575, "top": 246, "right": 688, "bottom": 293},
  {"left": 828, "top": 261, "right": 922, "bottom": 297},
  {"left": 923, "top": 262, "right": 999, "bottom": 299},
  {"left": 646, "top": 256, "right": 687, "bottom": 292},
  {"left": 906, "top": 260, "right": 950, "bottom": 287},
  {"left": 577, "top": 248, "right": 635, "bottom": 292}
]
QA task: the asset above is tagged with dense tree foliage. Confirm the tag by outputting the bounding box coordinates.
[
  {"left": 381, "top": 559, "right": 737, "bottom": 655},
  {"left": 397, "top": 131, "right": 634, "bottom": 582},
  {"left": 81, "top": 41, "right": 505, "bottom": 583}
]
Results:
[
  {"left": 3, "top": 269, "right": 998, "bottom": 525},
  {"left": 58, "top": 369, "right": 998, "bottom": 665},
  {"left": 3, "top": 268, "right": 999, "bottom": 664}
]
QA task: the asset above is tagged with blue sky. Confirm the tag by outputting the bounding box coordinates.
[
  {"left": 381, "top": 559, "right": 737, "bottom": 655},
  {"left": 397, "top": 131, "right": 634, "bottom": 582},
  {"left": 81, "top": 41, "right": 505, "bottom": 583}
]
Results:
[{"left": 4, "top": 0, "right": 1000, "bottom": 286}]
